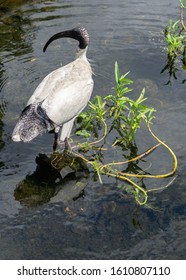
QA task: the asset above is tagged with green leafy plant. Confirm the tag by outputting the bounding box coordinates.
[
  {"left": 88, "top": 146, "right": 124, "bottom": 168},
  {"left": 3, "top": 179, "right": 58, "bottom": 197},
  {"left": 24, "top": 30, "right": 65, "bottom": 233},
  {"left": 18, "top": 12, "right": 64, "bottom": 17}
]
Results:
[
  {"left": 161, "top": 0, "right": 186, "bottom": 84},
  {"left": 164, "top": 19, "right": 185, "bottom": 55},
  {"left": 76, "top": 62, "right": 155, "bottom": 147},
  {"left": 106, "top": 62, "right": 155, "bottom": 145},
  {"left": 51, "top": 63, "right": 177, "bottom": 206}
]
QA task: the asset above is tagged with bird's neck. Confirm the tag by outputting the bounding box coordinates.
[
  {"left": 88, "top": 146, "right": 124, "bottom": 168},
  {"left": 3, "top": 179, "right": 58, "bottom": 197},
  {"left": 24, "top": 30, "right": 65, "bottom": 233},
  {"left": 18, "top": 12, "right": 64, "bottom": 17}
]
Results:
[{"left": 75, "top": 46, "right": 88, "bottom": 61}]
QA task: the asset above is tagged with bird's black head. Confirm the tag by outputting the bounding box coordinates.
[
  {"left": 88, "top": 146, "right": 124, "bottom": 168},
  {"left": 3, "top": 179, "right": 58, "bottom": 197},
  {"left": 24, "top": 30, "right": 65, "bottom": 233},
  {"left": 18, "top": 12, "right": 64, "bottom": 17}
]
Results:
[{"left": 43, "top": 26, "right": 89, "bottom": 52}]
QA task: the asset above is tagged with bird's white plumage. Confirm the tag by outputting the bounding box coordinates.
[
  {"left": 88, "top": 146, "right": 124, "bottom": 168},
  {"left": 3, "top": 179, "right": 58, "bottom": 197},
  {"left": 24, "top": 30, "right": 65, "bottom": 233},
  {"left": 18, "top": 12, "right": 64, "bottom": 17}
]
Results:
[
  {"left": 12, "top": 28, "right": 94, "bottom": 147},
  {"left": 42, "top": 58, "right": 92, "bottom": 123},
  {"left": 27, "top": 48, "right": 93, "bottom": 140}
]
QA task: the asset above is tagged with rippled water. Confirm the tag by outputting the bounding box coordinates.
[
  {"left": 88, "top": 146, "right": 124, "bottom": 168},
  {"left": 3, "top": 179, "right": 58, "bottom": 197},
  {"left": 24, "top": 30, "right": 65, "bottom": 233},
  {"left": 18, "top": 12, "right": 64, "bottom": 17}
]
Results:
[{"left": 0, "top": 0, "right": 186, "bottom": 259}]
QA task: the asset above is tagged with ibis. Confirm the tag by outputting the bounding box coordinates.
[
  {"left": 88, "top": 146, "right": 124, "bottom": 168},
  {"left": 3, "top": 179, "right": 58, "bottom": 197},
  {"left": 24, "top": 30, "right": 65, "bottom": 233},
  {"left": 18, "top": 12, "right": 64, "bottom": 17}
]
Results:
[{"left": 12, "top": 26, "right": 94, "bottom": 150}]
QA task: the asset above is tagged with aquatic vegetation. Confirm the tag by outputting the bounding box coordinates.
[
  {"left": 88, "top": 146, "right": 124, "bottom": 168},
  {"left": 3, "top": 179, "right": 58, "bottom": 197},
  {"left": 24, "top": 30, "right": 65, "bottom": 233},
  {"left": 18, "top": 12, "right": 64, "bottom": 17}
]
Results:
[
  {"left": 161, "top": 0, "right": 186, "bottom": 84},
  {"left": 77, "top": 62, "right": 155, "bottom": 147},
  {"left": 51, "top": 62, "right": 177, "bottom": 206}
]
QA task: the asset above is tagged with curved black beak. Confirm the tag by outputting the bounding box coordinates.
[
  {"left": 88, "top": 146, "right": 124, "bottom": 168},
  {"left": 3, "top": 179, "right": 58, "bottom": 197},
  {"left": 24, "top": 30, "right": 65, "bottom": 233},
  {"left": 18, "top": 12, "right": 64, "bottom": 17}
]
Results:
[{"left": 43, "top": 27, "right": 89, "bottom": 52}]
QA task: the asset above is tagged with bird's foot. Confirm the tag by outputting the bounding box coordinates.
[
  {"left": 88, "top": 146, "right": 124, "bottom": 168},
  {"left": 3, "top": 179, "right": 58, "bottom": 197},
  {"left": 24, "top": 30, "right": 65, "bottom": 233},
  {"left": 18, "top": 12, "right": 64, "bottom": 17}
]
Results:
[
  {"left": 53, "top": 135, "right": 72, "bottom": 154},
  {"left": 64, "top": 137, "right": 71, "bottom": 151},
  {"left": 53, "top": 132, "right": 59, "bottom": 152}
]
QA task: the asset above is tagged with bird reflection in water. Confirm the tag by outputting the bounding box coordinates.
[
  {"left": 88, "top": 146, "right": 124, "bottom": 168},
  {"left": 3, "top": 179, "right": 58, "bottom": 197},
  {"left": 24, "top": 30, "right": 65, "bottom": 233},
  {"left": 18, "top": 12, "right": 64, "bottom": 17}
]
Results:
[{"left": 14, "top": 151, "right": 89, "bottom": 207}]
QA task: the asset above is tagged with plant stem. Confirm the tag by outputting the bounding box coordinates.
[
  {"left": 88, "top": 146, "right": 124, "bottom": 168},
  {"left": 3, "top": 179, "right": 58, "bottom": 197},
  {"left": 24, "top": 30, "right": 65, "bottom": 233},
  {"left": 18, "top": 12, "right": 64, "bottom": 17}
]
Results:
[{"left": 180, "top": 4, "right": 186, "bottom": 32}]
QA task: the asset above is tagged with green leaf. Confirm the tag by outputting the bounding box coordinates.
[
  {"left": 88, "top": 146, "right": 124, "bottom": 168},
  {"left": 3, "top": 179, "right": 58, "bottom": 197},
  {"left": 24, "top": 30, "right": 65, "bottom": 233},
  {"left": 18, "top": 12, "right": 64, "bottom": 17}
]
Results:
[
  {"left": 76, "top": 129, "right": 91, "bottom": 138},
  {"left": 115, "top": 61, "right": 120, "bottom": 84}
]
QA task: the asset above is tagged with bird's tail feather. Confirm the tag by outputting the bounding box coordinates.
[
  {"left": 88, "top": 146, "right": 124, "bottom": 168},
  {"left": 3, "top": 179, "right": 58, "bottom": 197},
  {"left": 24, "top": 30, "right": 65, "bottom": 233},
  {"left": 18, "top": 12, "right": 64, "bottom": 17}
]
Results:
[{"left": 12, "top": 103, "right": 54, "bottom": 142}]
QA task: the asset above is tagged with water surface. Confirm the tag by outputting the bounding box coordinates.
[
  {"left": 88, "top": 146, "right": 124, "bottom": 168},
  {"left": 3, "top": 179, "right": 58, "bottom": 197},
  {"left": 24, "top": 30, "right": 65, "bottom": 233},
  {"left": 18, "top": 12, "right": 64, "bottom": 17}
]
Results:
[{"left": 0, "top": 0, "right": 186, "bottom": 259}]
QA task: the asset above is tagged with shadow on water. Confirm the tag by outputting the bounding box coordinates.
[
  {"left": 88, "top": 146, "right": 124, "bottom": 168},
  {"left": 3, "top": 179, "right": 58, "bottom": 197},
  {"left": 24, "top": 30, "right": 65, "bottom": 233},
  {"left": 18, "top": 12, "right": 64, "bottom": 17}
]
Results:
[
  {"left": 0, "top": 64, "right": 7, "bottom": 151},
  {"left": 0, "top": 101, "right": 6, "bottom": 150},
  {"left": 14, "top": 152, "right": 89, "bottom": 207}
]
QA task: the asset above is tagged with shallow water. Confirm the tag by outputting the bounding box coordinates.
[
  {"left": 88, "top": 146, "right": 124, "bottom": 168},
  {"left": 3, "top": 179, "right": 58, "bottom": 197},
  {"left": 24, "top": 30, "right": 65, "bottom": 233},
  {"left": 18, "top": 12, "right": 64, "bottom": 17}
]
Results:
[{"left": 0, "top": 0, "right": 186, "bottom": 259}]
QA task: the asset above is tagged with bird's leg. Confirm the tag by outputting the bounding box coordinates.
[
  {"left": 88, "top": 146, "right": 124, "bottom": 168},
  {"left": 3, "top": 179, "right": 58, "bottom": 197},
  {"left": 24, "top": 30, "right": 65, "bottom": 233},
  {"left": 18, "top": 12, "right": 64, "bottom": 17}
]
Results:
[
  {"left": 53, "top": 132, "right": 58, "bottom": 151},
  {"left": 64, "top": 137, "right": 71, "bottom": 151}
]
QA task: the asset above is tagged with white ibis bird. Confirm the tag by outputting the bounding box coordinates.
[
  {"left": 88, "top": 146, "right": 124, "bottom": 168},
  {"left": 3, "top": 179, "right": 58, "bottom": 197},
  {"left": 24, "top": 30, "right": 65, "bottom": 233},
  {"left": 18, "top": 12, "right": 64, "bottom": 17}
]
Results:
[{"left": 12, "top": 26, "right": 94, "bottom": 150}]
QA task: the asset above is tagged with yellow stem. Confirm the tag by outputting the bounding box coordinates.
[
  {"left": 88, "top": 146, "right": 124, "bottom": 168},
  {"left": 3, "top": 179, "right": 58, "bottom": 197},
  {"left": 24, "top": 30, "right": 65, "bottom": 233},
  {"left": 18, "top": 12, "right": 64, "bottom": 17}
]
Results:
[
  {"left": 102, "top": 171, "right": 148, "bottom": 205},
  {"left": 115, "top": 122, "right": 177, "bottom": 179},
  {"left": 147, "top": 176, "right": 177, "bottom": 193},
  {"left": 180, "top": 6, "right": 186, "bottom": 31},
  {"left": 100, "top": 142, "right": 161, "bottom": 171}
]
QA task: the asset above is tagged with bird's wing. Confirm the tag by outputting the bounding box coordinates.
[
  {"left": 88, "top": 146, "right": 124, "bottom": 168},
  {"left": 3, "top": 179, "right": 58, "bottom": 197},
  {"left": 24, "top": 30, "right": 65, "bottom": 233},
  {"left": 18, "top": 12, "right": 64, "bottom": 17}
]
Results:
[
  {"left": 41, "top": 75, "right": 94, "bottom": 125},
  {"left": 27, "top": 63, "right": 74, "bottom": 105},
  {"left": 27, "top": 58, "right": 93, "bottom": 125}
]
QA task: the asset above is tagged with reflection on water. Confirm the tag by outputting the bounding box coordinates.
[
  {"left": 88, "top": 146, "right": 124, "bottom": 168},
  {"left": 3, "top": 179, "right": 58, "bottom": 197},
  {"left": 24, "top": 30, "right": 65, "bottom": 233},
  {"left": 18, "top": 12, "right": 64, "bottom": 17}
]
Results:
[
  {"left": 0, "top": 7, "right": 34, "bottom": 56},
  {"left": 14, "top": 153, "right": 89, "bottom": 207},
  {"left": 0, "top": 0, "right": 186, "bottom": 259},
  {"left": 0, "top": 100, "right": 6, "bottom": 150},
  {"left": 0, "top": 61, "right": 7, "bottom": 150},
  {"left": 160, "top": 51, "right": 186, "bottom": 85}
]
